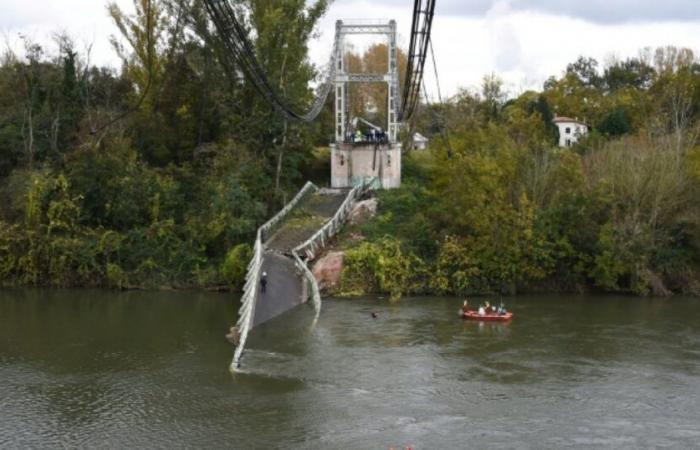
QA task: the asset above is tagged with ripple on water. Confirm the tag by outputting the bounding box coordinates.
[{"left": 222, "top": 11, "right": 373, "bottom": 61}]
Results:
[{"left": 2, "top": 293, "right": 700, "bottom": 448}]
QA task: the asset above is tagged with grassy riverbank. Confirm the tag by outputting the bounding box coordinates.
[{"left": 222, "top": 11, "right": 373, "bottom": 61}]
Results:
[{"left": 334, "top": 142, "right": 700, "bottom": 300}]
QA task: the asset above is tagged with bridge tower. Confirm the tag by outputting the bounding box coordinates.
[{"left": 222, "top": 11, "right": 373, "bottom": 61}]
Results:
[{"left": 330, "top": 20, "right": 402, "bottom": 189}]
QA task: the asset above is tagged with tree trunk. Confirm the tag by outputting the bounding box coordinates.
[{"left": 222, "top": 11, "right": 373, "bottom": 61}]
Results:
[
  {"left": 24, "top": 105, "right": 34, "bottom": 170},
  {"left": 274, "top": 50, "right": 290, "bottom": 196},
  {"left": 275, "top": 118, "right": 288, "bottom": 195},
  {"left": 50, "top": 111, "right": 60, "bottom": 156}
]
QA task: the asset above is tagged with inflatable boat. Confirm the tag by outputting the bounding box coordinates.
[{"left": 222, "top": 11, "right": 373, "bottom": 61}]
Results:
[{"left": 462, "top": 310, "right": 513, "bottom": 321}]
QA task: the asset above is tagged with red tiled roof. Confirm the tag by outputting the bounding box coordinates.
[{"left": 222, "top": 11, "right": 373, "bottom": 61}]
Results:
[{"left": 553, "top": 116, "right": 588, "bottom": 126}]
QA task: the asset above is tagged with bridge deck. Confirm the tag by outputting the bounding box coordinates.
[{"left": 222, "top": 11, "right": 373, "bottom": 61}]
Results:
[
  {"left": 251, "top": 189, "right": 348, "bottom": 327},
  {"left": 265, "top": 190, "right": 347, "bottom": 252},
  {"left": 253, "top": 251, "right": 302, "bottom": 327}
]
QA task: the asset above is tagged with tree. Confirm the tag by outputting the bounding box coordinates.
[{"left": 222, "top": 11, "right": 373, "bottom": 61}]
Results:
[
  {"left": 243, "top": 0, "right": 330, "bottom": 199},
  {"left": 599, "top": 108, "right": 631, "bottom": 136},
  {"left": 603, "top": 58, "right": 655, "bottom": 92},
  {"left": 108, "top": 0, "right": 165, "bottom": 112},
  {"left": 566, "top": 56, "right": 602, "bottom": 88},
  {"left": 345, "top": 43, "right": 408, "bottom": 129},
  {"left": 480, "top": 73, "right": 506, "bottom": 121}
]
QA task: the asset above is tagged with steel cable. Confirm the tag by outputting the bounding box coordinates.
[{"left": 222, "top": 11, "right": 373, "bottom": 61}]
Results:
[
  {"left": 400, "top": 0, "right": 436, "bottom": 121},
  {"left": 204, "top": 0, "right": 435, "bottom": 124},
  {"left": 204, "top": 0, "right": 338, "bottom": 122}
]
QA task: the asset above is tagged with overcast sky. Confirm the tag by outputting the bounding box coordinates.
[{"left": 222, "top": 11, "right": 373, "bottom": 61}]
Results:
[{"left": 2, "top": 0, "right": 700, "bottom": 99}]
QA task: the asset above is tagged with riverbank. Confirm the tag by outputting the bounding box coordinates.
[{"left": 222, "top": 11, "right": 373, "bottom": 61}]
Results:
[{"left": 312, "top": 151, "right": 700, "bottom": 300}]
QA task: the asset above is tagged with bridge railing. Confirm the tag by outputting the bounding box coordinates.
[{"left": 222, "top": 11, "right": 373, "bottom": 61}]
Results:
[
  {"left": 232, "top": 181, "right": 319, "bottom": 370},
  {"left": 232, "top": 230, "right": 263, "bottom": 367},
  {"left": 294, "top": 179, "right": 372, "bottom": 260},
  {"left": 260, "top": 181, "right": 319, "bottom": 241},
  {"left": 289, "top": 178, "right": 372, "bottom": 317},
  {"left": 292, "top": 251, "right": 321, "bottom": 313}
]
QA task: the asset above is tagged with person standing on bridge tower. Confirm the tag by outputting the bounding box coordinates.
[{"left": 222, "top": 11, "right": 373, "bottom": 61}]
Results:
[{"left": 260, "top": 271, "right": 268, "bottom": 294}]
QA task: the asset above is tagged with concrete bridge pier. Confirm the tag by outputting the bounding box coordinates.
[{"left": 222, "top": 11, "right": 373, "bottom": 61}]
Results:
[{"left": 331, "top": 143, "right": 402, "bottom": 189}]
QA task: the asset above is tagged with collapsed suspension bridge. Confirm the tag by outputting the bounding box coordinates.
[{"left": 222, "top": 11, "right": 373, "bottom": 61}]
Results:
[{"left": 203, "top": 0, "right": 437, "bottom": 369}]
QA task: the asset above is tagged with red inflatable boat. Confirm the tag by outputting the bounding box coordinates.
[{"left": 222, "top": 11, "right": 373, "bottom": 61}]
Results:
[{"left": 462, "top": 310, "right": 514, "bottom": 321}]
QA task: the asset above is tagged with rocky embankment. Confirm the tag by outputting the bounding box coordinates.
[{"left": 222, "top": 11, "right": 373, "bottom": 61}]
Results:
[{"left": 311, "top": 198, "right": 377, "bottom": 293}]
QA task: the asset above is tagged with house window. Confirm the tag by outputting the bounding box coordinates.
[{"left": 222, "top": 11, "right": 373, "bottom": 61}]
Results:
[{"left": 565, "top": 127, "right": 571, "bottom": 134}]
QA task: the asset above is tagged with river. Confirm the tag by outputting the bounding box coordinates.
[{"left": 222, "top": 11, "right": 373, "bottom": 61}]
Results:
[{"left": 1, "top": 290, "right": 699, "bottom": 448}]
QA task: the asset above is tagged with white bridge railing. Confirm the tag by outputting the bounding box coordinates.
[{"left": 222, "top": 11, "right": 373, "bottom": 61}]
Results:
[
  {"left": 290, "top": 179, "right": 373, "bottom": 314},
  {"left": 232, "top": 179, "right": 371, "bottom": 371},
  {"left": 294, "top": 179, "right": 371, "bottom": 260},
  {"left": 232, "top": 182, "right": 318, "bottom": 370}
]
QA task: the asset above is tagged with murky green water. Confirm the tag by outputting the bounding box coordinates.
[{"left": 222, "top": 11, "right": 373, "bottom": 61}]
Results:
[{"left": 1, "top": 290, "right": 699, "bottom": 448}]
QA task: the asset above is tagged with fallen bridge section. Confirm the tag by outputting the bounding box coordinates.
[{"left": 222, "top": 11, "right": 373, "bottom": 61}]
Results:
[
  {"left": 252, "top": 251, "right": 301, "bottom": 327},
  {"left": 265, "top": 189, "right": 348, "bottom": 252},
  {"left": 232, "top": 181, "right": 371, "bottom": 369}
]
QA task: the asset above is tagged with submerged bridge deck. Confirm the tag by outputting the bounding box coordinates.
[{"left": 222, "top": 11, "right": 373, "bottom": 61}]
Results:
[
  {"left": 253, "top": 189, "right": 348, "bottom": 326},
  {"left": 232, "top": 181, "right": 369, "bottom": 369}
]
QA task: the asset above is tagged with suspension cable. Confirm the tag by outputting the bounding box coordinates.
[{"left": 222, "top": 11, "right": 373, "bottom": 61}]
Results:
[
  {"left": 429, "top": 37, "right": 443, "bottom": 104},
  {"left": 204, "top": 0, "right": 436, "bottom": 124},
  {"left": 427, "top": 36, "right": 453, "bottom": 157},
  {"left": 399, "top": 0, "right": 437, "bottom": 121},
  {"left": 203, "top": 0, "right": 338, "bottom": 123}
]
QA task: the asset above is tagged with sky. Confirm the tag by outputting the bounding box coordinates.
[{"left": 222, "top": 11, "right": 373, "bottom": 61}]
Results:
[{"left": 2, "top": 0, "right": 700, "bottom": 100}]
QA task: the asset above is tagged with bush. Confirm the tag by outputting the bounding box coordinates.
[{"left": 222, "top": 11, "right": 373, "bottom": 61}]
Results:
[
  {"left": 220, "top": 244, "right": 253, "bottom": 288},
  {"left": 340, "top": 237, "right": 425, "bottom": 301},
  {"left": 106, "top": 263, "right": 129, "bottom": 290}
]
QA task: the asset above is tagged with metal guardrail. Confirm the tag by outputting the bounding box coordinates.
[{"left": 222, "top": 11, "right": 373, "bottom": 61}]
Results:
[
  {"left": 293, "top": 179, "right": 372, "bottom": 260},
  {"left": 293, "top": 251, "right": 321, "bottom": 312},
  {"left": 260, "top": 181, "right": 318, "bottom": 240},
  {"left": 232, "top": 231, "right": 263, "bottom": 368},
  {"left": 288, "top": 179, "right": 373, "bottom": 321},
  {"left": 232, "top": 182, "right": 318, "bottom": 371}
]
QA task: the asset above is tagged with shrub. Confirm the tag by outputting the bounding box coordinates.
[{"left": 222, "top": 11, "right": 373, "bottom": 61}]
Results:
[{"left": 221, "top": 244, "right": 253, "bottom": 288}]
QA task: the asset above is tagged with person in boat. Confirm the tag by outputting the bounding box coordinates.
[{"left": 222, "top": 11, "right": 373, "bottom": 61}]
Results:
[
  {"left": 484, "top": 301, "right": 492, "bottom": 314},
  {"left": 461, "top": 300, "right": 470, "bottom": 315},
  {"left": 498, "top": 303, "right": 507, "bottom": 315},
  {"left": 478, "top": 305, "right": 486, "bottom": 316}
]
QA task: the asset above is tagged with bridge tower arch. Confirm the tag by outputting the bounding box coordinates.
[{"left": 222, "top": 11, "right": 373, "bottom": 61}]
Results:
[{"left": 330, "top": 20, "right": 402, "bottom": 190}]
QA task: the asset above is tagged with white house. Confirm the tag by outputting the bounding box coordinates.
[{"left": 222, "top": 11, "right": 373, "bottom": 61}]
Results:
[
  {"left": 412, "top": 132, "right": 429, "bottom": 150},
  {"left": 553, "top": 117, "right": 589, "bottom": 148}
]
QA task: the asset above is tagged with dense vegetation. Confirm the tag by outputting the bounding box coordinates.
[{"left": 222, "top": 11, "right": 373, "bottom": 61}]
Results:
[
  {"left": 341, "top": 50, "right": 700, "bottom": 299},
  {"left": 1, "top": 2, "right": 699, "bottom": 299},
  {"left": 0, "top": 0, "right": 330, "bottom": 289}
]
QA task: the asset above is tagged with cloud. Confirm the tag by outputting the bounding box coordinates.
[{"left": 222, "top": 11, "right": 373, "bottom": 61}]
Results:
[
  {"left": 437, "top": 0, "right": 700, "bottom": 24},
  {"left": 492, "top": 24, "right": 522, "bottom": 72},
  {"left": 3, "top": 0, "right": 700, "bottom": 100},
  {"left": 0, "top": 0, "right": 133, "bottom": 67},
  {"left": 485, "top": 1, "right": 522, "bottom": 72}
]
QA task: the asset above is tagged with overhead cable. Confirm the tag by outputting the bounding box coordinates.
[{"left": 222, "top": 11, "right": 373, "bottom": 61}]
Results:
[
  {"left": 203, "top": 0, "right": 338, "bottom": 122},
  {"left": 400, "top": 0, "right": 437, "bottom": 121}
]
